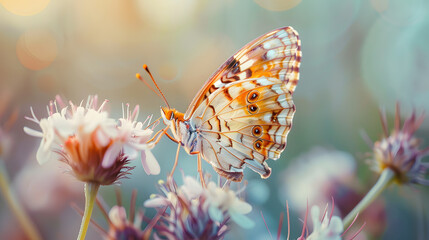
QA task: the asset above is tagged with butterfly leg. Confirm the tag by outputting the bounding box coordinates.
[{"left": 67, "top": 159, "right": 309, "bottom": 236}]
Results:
[
  {"left": 197, "top": 153, "right": 206, "bottom": 188},
  {"left": 168, "top": 143, "right": 181, "bottom": 180},
  {"left": 165, "top": 132, "right": 179, "bottom": 143},
  {"left": 148, "top": 126, "right": 169, "bottom": 145}
]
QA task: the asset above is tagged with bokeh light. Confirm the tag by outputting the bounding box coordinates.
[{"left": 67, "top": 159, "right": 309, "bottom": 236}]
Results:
[
  {"left": 1, "top": 0, "right": 50, "bottom": 16},
  {"left": 16, "top": 29, "right": 57, "bottom": 71}
]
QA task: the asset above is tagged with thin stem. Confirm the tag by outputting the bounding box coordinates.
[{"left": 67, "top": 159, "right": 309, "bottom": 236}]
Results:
[
  {"left": 77, "top": 182, "right": 100, "bottom": 240},
  {"left": 343, "top": 168, "right": 395, "bottom": 227},
  {"left": 0, "top": 160, "right": 42, "bottom": 240}
]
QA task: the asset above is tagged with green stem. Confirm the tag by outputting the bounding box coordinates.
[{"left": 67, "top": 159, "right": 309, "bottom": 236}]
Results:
[
  {"left": 77, "top": 182, "right": 100, "bottom": 240},
  {"left": 343, "top": 168, "right": 395, "bottom": 227},
  {"left": 0, "top": 160, "right": 42, "bottom": 240}
]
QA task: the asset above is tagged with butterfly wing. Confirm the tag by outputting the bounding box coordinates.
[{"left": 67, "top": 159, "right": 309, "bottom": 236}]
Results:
[
  {"left": 192, "top": 77, "right": 295, "bottom": 181},
  {"left": 184, "top": 26, "right": 301, "bottom": 120},
  {"left": 186, "top": 26, "right": 301, "bottom": 181}
]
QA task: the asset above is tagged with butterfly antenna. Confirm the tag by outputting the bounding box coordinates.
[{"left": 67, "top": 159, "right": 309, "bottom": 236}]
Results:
[
  {"left": 136, "top": 73, "right": 166, "bottom": 105},
  {"left": 143, "top": 64, "right": 171, "bottom": 109}
]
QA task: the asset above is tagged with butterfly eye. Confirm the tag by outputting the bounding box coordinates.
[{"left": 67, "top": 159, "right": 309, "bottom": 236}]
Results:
[
  {"left": 253, "top": 139, "right": 263, "bottom": 151},
  {"left": 247, "top": 104, "right": 259, "bottom": 114},
  {"left": 247, "top": 90, "right": 260, "bottom": 103},
  {"left": 252, "top": 125, "right": 262, "bottom": 137}
]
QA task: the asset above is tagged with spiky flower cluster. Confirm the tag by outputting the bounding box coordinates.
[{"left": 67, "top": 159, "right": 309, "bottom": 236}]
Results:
[
  {"left": 24, "top": 95, "right": 159, "bottom": 185},
  {"left": 371, "top": 105, "right": 429, "bottom": 185},
  {"left": 144, "top": 176, "right": 253, "bottom": 239}
]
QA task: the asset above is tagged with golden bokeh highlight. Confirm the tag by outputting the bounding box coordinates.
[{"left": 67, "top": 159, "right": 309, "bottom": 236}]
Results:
[
  {"left": 16, "top": 30, "right": 58, "bottom": 71},
  {"left": 1, "top": 0, "right": 50, "bottom": 16},
  {"left": 254, "top": 0, "right": 301, "bottom": 11}
]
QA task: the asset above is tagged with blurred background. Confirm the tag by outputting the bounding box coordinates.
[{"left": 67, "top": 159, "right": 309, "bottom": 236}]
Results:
[{"left": 1, "top": 0, "right": 429, "bottom": 239}]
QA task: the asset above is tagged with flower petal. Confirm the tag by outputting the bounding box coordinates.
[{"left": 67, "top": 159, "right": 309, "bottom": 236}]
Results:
[
  {"left": 144, "top": 197, "right": 168, "bottom": 208},
  {"left": 23, "top": 127, "right": 43, "bottom": 138},
  {"left": 231, "top": 199, "right": 252, "bottom": 214},
  {"left": 123, "top": 144, "right": 138, "bottom": 159},
  {"left": 229, "top": 210, "right": 255, "bottom": 229},
  {"left": 109, "top": 206, "right": 128, "bottom": 228},
  {"left": 181, "top": 176, "right": 203, "bottom": 199},
  {"left": 36, "top": 142, "right": 57, "bottom": 165},
  {"left": 94, "top": 129, "right": 111, "bottom": 147},
  {"left": 102, "top": 141, "right": 122, "bottom": 168},
  {"left": 141, "top": 150, "right": 160, "bottom": 175},
  {"left": 311, "top": 205, "right": 321, "bottom": 230},
  {"left": 208, "top": 205, "right": 223, "bottom": 222},
  {"left": 329, "top": 216, "right": 344, "bottom": 234}
]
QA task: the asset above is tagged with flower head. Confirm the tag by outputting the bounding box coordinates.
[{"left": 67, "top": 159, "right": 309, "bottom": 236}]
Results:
[
  {"left": 24, "top": 95, "right": 159, "bottom": 185},
  {"left": 297, "top": 200, "right": 364, "bottom": 240},
  {"left": 106, "top": 206, "right": 145, "bottom": 240},
  {"left": 370, "top": 105, "right": 429, "bottom": 185},
  {"left": 144, "top": 175, "right": 253, "bottom": 239},
  {"left": 116, "top": 104, "right": 159, "bottom": 175},
  {"left": 305, "top": 205, "right": 344, "bottom": 240}
]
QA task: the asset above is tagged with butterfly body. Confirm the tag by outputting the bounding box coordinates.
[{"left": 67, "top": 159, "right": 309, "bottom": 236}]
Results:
[
  {"left": 161, "top": 107, "right": 199, "bottom": 155},
  {"left": 161, "top": 27, "right": 301, "bottom": 182}
]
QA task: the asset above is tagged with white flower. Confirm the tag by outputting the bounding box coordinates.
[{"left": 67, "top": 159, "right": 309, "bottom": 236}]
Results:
[
  {"left": 102, "top": 104, "right": 160, "bottom": 175},
  {"left": 145, "top": 175, "right": 255, "bottom": 239},
  {"left": 205, "top": 181, "right": 253, "bottom": 228},
  {"left": 180, "top": 175, "right": 204, "bottom": 199},
  {"left": 306, "top": 205, "right": 344, "bottom": 240},
  {"left": 24, "top": 109, "right": 67, "bottom": 164},
  {"left": 24, "top": 95, "right": 158, "bottom": 184}
]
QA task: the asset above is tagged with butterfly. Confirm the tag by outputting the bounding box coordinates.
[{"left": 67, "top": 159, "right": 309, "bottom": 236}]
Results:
[{"left": 140, "top": 26, "right": 301, "bottom": 183}]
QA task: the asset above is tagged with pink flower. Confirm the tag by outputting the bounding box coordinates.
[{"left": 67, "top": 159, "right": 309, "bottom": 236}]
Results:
[
  {"left": 370, "top": 105, "right": 429, "bottom": 185},
  {"left": 24, "top": 95, "right": 159, "bottom": 184},
  {"left": 108, "top": 104, "right": 160, "bottom": 175},
  {"left": 144, "top": 175, "right": 253, "bottom": 239}
]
